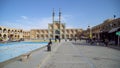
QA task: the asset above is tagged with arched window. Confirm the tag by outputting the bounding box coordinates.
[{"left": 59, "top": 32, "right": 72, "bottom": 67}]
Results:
[
  {"left": 15, "top": 30, "right": 17, "bottom": 33},
  {"left": 0, "top": 34, "right": 2, "bottom": 37},
  {"left": 67, "top": 35, "right": 69, "bottom": 39},
  {"left": 3, "top": 34, "right": 7, "bottom": 39},
  {"left": 37, "top": 34, "right": 40, "bottom": 38},
  {"left": 8, "top": 29, "right": 11, "bottom": 33},
  {"left": 0, "top": 27, "right": 2, "bottom": 33},
  {"left": 55, "top": 30, "right": 60, "bottom": 34},
  {"left": 3, "top": 28, "right": 7, "bottom": 33},
  {"left": 20, "top": 30, "right": 22, "bottom": 33},
  {"left": 11, "top": 30, "right": 14, "bottom": 33}
]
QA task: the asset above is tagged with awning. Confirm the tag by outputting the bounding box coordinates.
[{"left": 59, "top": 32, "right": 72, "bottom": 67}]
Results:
[{"left": 109, "top": 27, "right": 120, "bottom": 33}]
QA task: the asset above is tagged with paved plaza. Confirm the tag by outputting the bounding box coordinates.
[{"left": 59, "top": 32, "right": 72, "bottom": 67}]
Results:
[{"left": 1, "top": 40, "right": 120, "bottom": 68}]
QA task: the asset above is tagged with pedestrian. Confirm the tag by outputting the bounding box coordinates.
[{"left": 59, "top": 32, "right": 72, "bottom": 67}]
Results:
[
  {"left": 47, "top": 39, "right": 52, "bottom": 51},
  {"left": 75, "top": 38, "right": 76, "bottom": 42},
  {"left": 59, "top": 38, "right": 61, "bottom": 43},
  {"left": 90, "top": 39, "right": 94, "bottom": 45},
  {"left": 104, "top": 39, "right": 109, "bottom": 46},
  {"left": 65, "top": 39, "right": 67, "bottom": 42},
  {"left": 55, "top": 38, "right": 57, "bottom": 42}
]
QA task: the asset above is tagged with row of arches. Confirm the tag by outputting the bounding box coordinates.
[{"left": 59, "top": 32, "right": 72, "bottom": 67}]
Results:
[
  {"left": 0, "top": 33, "right": 20, "bottom": 40},
  {"left": 36, "top": 34, "right": 49, "bottom": 39},
  {"left": 32, "top": 30, "right": 48, "bottom": 34},
  {"left": 91, "top": 19, "right": 120, "bottom": 34},
  {"left": 66, "top": 29, "right": 78, "bottom": 34},
  {"left": 0, "top": 34, "right": 7, "bottom": 39},
  {"left": 36, "top": 34, "right": 76, "bottom": 39},
  {"left": 0, "top": 27, "right": 23, "bottom": 33},
  {"left": 49, "top": 23, "right": 65, "bottom": 30},
  {"left": 66, "top": 34, "right": 76, "bottom": 39}
]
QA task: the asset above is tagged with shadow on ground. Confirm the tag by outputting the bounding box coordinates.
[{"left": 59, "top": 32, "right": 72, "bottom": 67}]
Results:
[{"left": 72, "top": 42, "right": 93, "bottom": 46}]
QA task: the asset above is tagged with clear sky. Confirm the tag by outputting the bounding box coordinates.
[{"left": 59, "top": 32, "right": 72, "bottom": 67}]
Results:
[{"left": 0, "top": 0, "right": 120, "bottom": 30}]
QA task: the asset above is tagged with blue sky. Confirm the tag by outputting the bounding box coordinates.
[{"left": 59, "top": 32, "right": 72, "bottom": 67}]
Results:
[{"left": 0, "top": 0, "right": 120, "bottom": 30}]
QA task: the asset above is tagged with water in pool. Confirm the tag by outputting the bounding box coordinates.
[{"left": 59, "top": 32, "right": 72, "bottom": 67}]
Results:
[{"left": 0, "top": 42, "right": 48, "bottom": 62}]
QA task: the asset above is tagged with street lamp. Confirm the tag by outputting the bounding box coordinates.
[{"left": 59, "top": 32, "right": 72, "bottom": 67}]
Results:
[{"left": 88, "top": 26, "right": 92, "bottom": 39}]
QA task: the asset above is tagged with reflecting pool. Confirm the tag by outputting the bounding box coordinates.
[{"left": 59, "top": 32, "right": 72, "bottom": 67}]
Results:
[{"left": 0, "top": 42, "right": 48, "bottom": 62}]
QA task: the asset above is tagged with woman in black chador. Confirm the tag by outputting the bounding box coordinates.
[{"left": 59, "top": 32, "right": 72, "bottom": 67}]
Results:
[{"left": 47, "top": 39, "right": 52, "bottom": 51}]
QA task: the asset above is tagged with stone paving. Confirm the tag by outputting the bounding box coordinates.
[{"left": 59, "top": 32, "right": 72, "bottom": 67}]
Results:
[
  {"left": 40, "top": 40, "right": 120, "bottom": 68},
  {"left": 1, "top": 40, "right": 120, "bottom": 68}
]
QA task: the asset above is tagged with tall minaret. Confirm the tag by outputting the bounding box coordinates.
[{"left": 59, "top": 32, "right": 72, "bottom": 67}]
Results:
[
  {"left": 59, "top": 8, "right": 61, "bottom": 24},
  {"left": 59, "top": 8, "right": 61, "bottom": 39},
  {"left": 52, "top": 8, "right": 55, "bottom": 24},
  {"left": 52, "top": 8, "right": 55, "bottom": 39}
]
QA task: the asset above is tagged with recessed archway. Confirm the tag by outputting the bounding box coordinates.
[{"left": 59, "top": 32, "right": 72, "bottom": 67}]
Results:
[
  {"left": 0, "top": 27, "right": 2, "bottom": 33},
  {"left": 55, "top": 35, "right": 59, "bottom": 39},
  {"left": 55, "top": 30, "right": 60, "bottom": 34},
  {"left": 3, "top": 34, "right": 7, "bottom": 39},
  {"left": 3, "top": 28, "right": 7, "bottom": 33},
  {"left": 9, "top": 34, "right": 14, "bottom": 40},
  {"left": 0, "top": 34, "right": 2, "bottom": 37}
]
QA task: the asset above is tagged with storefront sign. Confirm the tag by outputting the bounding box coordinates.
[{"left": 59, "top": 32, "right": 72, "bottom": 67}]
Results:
[{"left": 116, "top": 31, "right": 120, "bottom": 36}]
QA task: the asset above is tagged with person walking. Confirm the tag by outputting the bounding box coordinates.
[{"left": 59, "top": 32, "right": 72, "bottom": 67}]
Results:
[{"left": 104, "top": 39, "right": 109, "bottom": 47}]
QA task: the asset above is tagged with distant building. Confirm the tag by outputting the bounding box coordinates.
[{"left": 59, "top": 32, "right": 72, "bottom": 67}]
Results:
[
  {"left": 28, "top": 9, "right": 82, "bottom": 40},
  {"left": 83, "top": 18, "right": 120, "bottom": 45},
  {"left": 0, "top": 26, "right": 23, "bottom": 41},
  {"left": 0, "top": 9, "right": 82, "bottom": 41}
]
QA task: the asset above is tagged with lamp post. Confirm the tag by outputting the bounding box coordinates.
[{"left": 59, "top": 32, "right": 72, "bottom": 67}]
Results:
[
  {"left": 88, "top": 26, "right": 90, "bottom": 38},
  {"left": 97, "top": 26, "right": 101, "bottom": 45},
  {"left": 88, "top": 26, "right": 92, "bottom": 39}
]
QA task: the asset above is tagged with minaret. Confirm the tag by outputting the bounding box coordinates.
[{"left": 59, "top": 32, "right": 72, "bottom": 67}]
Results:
[
  {"left": 59, "top": 8, "right": 61, "bottom": 39},
  {"left": 52, "top": 8, "right": 55, "bottom": 24},
  {"left": 52, "top": 8, "right": 55, "bottom": 39},
  {"left": 59, "top": 8, "right": 61, "bottom": 25}
]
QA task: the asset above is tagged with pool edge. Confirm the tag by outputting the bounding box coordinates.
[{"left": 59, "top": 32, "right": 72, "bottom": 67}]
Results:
[{"left": 0, "top": 45, "right": 47, "bottom": 67}]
